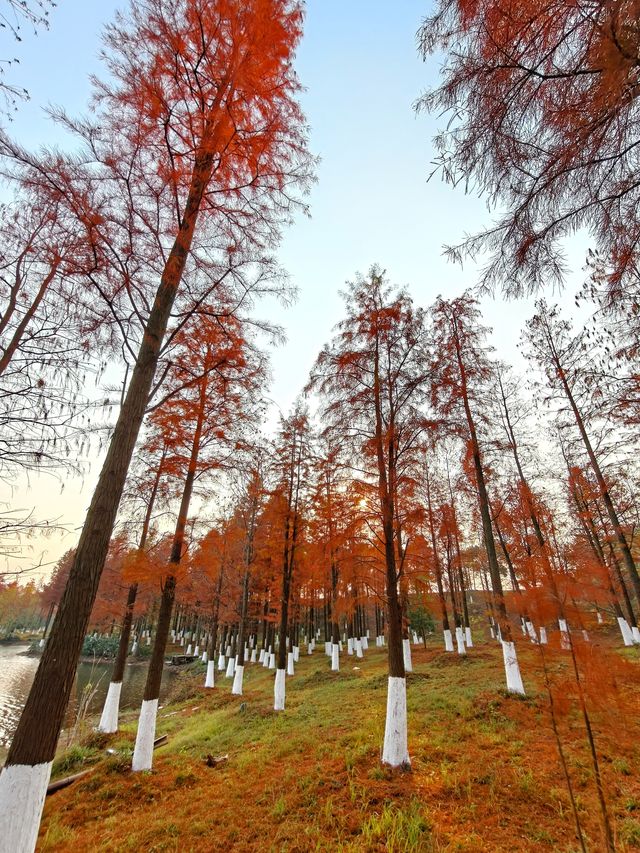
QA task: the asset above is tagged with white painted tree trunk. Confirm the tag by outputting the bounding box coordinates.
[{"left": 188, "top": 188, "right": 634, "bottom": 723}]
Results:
[
  {"left": 355, "top": 639, "right": 363, "bottom": 659},
  {"left": 347, "top": 638, "right": 354, "bottom": 655},
  {"left": 201, "top": 651, "right": 208, "bottom": 663},
  {"left": 307, "top": 642, "right": 313, "bottom": 655},
  {"left": 268, "top": 652, "right": 276, "bottom": 669},
  {"left": 274, "top": 668, "right": 286, "bottom": 711},
  {"left": 0, "top": 761, "right": 53, "bottom": 853},
  {"left": 225, "top": 657, "right": 235, "bottom": 678},
  {"left": 287, "top": 651, "right": 295, "bottom": 676},
  {"left": 617, "top": 616, "right": 634, "bottom": 646},
  {"left": 465, "top": 627, "right": 473, "bottom": 647},
  {"left": 259, "top": 649, "right": 265, "bottom": 663},
  {"left": 331, "top": 643, "right": 339, "bottom": 671},
  {"left": 205, "top": 660, "right": 215, "bottom": 687},
  {"left": 250, "top": 648, "right": 257, "bottom": 663},
  {"left": 232, "top": 664, "right": 244, "bottom": 695},
  {"left": 98, "top": 681, "right": 123, "bottom": 733},
  {"left": 501, "top": 641, "right": 525, "bottom": 695},
  {"left": 293, "top": 645, "right": 300, "bottom": 662},
  {"left": 596, "top": 611, "right": 604, "bottom": 624},
  {"left": 132, "top": 698, "right": 159, "bottom": 772},
  {"left": 558, "top": 619, "right": 570, "bottom": 649},
  {"left": 455, "top": 626, "right": 466, "bottom": 655},
  {"left": 324, "top": 641, "right": 331, "bottom": 656},
  {"left": 539, "top": 626, "right": 548, "bottom": 644},
  {"left": 226, "top": 644, "right": 232, "bottom": 656},
  {"left": 381, "top": 676, "right": 410, "bottom": 767},
  {"left": 402, "top": 638, "right": 413, "bottom": 671},
  {"left": 38, "top": 638, "right": 44, "bottom": 649},
  {"left": 193, "top": 645, "right": 199, "bottom": 656},
  {"left": 526, "top": 621, "right": 537, "bottom": 643},
  {"left": 361, "top": 636, "right": 368, "bottom": 650},
  {"left": 443, "top": 629, "right": 454, "bottom": 652},
  {"left": 217, "top": 654, "right": 225, "bottom": 671},
  {"left": 131, "top": 640, "right": 139, "bottom": 655},
  {"left": 632, "top": 626, "right": 640, "bottom": 644}
]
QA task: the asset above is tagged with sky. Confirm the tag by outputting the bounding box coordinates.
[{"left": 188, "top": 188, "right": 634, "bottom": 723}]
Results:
[{"left": 2, "top": 1, "right": 590, "bottom": 580}]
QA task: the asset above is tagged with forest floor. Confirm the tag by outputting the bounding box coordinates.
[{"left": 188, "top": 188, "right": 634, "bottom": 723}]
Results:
[{"left": 38, "top": 626, "right": 640, "bottom": 852}]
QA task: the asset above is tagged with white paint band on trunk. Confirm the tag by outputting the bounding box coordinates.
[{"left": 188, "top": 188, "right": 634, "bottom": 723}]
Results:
[
  {"left": 633, "top": 626, "right": 640, "bottom": 644},
  {"left": 455, "top": 627, "right": 466, "bottom": 656},
  {"left": 355, "top": 639, "right": 363, "bottom": 659},
  {"left": 259, "top": 649, "right": 265, "bottom": 663},
  {"left": 558, "top": 618, "right": 570, "bottom": 649},
  {"left": 526, "top": 621, "right": 538, "bottom": 644},
  {"left": 98, "top": 680, "right": 122, "bottom": 733},
  {"left": 293, "top": 645, "right": 300, "bottom": 662},
  {"left": 250, "top": 648, "right": 257, "bottom": 663},
  {"left": 232, "top": 664, "right": 244, "bottom": 695},
  {"left": 0, "top": 761, "right": 53, "bottom": 853},
  {"left": 132, "top": 698, "right": 159, "bottom": 772},
  {"left": 217, "top": 654, "right": 225, "bottom": 671},
  {"left": 382, "top": 676, "right": 410, "bottom": 767},
  {"left": 501, "top": 640, "right": 525, "bottom": 695},
  {"left": 331, "top": 643, "right": 340, "bottom": 671},
  {"left": 287, "top": 651, "right": 295, "bottom": 676},
  {"left": 443, "top": 629, "right": 454, "bottom": 652},
  {"left": 274, "top": 668, "right": 286, "bottom": 711},
  {"left": 465, "top": 627, "right": 473, "bottom": 647},
  {"left": 225, "top": 657, "right": 235, "bottom": 678},
  {"left": 269, "top": 652, "right": 276, "bottom": 669},
  {"left": 402, "top": 638, "right": 413, "bottom": 671},
  {"left": 539, "top": 626, "right": 548, "bottom": 644},
  {"left": 347, "top": 638, "right": 353, "bottom": 655},
  {"left": 205, "top": 660, "right": 215, "bottom": 688},
  {"left": 617, "top": 616, "right": 634, "bottom": 646}
]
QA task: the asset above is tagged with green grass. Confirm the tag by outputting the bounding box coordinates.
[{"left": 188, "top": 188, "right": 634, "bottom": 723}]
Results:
[{"left": 41, "top": 633, "right": 640, "bottom": 852}]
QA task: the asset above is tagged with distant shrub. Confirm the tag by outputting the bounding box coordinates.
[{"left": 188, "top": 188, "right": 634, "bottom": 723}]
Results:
[
  {"left": 82, "top": 635, "right": 120, "bottom": 659},
  {"left": 408, "top": 605, "right": 436, "bottom": 639}
]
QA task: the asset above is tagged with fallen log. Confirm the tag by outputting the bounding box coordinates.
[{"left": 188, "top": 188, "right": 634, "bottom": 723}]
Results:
[{"left": 46, "top": 769, "right": 91, "bottom": 795}]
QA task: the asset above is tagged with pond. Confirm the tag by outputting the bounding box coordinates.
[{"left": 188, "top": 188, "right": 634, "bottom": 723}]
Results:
[{"left": 0, "top": 643, "right": 180, "bottom": 761}]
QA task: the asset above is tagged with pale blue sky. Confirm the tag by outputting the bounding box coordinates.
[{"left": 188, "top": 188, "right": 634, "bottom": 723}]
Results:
[{"left": 3, "top": 1, "right": 588, "bottom": 577}]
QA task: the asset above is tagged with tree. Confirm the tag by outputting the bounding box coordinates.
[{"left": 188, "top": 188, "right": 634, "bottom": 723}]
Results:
[
  {"left": 0, "top": 1, "right": 312, "bottom": 845},
  {"left": 417, "top": 0, "right": 640, "bottom": 297},
  {"left": 523, "top": 300, "right": 640, "bottom": 614},
  {"left": 131, "top": 310, "right": 265, "bottom": 770},
  {"left": 429, "top": 292, "right": 525, "bottom": 694},
  {"left": 271, "top": 406, "right": 311, "bottom": 711},
  {"left": 308, "top": 266, "right": 429, "bottom": 767}
]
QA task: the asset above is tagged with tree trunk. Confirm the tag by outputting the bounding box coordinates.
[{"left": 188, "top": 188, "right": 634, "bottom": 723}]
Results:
[{"left": 1, "top": 152, "right": 215, "bottom": 798}]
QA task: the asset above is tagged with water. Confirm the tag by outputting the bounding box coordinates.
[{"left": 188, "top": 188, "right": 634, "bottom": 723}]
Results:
[{"left": 0, "top": 643, "right": 179, "bottom": 760}]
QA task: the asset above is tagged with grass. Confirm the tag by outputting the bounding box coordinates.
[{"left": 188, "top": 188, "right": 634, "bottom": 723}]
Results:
[{"left": 38, "top": 631, "right": 640, "bottom": 852}]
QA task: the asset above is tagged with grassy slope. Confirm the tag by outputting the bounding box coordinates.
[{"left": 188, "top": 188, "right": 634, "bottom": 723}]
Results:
[{"left": 38, "top": 632, "right": 640, "bottom": 852}]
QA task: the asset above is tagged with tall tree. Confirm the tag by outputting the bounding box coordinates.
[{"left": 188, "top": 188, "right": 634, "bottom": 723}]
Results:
[
  {"left": 430, "top": 292, "right": 525, "bottom": 694},
  {"left": 524, "top": 300, "right": 640, "bottom": 612},
  {"left": 417, "top": 0, "right": 640, "bottom": 298},
  {"left": 308, "top": 267, "right": 428, "bottom": 767},
  {"left": 0, "top": 1, "right": 312, "bottom": 845}
]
